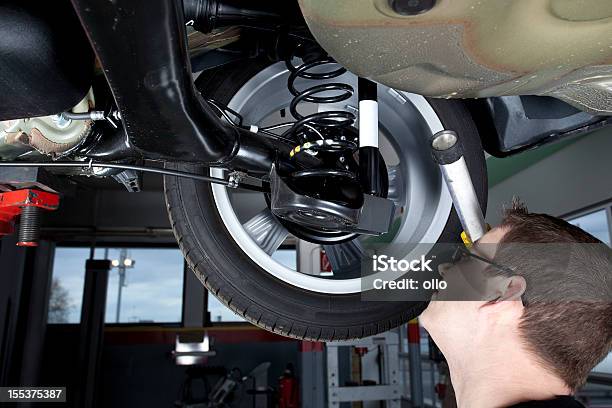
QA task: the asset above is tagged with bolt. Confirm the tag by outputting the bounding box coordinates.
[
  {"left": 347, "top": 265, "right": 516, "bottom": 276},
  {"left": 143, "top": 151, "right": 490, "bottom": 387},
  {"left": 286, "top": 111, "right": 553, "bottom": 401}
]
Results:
[
  {"left": 90, "top": 110, "right": 106, "bottom": 121},
  {"left": 389, "top": 0, "right": 436, "bottom": 15},
  {"left": 51, "top": 114, "right": 72, "bottom": 129},
  {"left": 345, "top": 105, "right": 358, "bottom": 114},
  {"left": 227, "top": 171, "right": 246, "bottom": 189},
  {"left": 17, "top": 206, "right": 40, "bottom": 247}
]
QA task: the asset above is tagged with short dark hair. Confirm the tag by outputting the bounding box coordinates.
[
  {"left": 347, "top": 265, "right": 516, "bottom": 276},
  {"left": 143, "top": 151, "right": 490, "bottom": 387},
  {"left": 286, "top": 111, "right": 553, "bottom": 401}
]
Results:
[{"left": 496, "top": 199, "right": 612, "bottom": 390}]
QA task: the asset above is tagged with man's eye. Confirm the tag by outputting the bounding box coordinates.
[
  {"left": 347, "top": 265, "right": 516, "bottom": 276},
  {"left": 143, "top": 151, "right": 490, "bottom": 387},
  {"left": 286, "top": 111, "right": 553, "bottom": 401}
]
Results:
[{"left": 452, "top": 250, "right": 469, "bottom": 264}]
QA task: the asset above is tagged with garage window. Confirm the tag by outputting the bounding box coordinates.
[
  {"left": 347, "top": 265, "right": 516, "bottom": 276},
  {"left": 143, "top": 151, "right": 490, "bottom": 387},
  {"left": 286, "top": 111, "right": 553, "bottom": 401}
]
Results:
[
  {"left": 49, "top": 246, "right": 296, "bottom": 325},
  {"left": 48, "top": 246, "right": 185, "bottom": 324},
  {"left": 104, "top": 248, "right": 184, "bottom": 324},
  {"left": 48, "top": 247, "right": 89, "bottom": 324},
  {"left": 568, "top": 208, "right": 611, "bottom": 246}
]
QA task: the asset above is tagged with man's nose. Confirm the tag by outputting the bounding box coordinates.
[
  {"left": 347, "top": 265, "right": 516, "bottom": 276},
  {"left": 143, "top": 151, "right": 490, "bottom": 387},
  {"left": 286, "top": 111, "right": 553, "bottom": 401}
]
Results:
[{"left": 438, "top": 262, "right": 453, "bottom": 278}]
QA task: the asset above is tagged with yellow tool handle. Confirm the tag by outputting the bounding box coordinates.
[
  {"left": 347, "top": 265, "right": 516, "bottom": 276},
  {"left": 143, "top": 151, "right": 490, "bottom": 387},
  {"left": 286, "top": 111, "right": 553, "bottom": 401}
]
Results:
[{"left": 461, "top": 224, "right": 491, "bottom": 248}]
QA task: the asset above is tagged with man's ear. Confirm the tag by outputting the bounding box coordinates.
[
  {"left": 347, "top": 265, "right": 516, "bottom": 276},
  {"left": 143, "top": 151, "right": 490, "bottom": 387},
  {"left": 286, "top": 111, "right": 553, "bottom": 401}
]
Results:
[
  {"left": 498, "top": 275, "right": 526, "bottom": 301},
  {"left": 481, "top": 275, "right": 527, "bottom": 307}
]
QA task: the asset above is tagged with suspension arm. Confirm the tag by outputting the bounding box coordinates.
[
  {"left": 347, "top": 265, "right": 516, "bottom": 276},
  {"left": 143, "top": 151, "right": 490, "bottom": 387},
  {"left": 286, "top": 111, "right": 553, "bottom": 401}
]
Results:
[{"left": 69, "top": 0, "right": 293, "bottom": 174}]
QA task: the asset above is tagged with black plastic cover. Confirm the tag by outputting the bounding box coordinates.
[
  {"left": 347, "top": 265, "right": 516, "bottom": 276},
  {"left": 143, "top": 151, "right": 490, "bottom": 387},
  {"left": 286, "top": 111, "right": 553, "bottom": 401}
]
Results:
[
  {"left": 467, "top": 96, "right": 603, "bottom": 157},
  {"left": 0, "top": 0, "right": 94, "bottom": 121}
]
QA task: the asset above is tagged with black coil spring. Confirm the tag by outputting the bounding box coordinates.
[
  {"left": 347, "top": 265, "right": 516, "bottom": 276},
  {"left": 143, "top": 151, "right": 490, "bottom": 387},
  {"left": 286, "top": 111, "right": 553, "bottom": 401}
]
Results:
[{"left": 283, "top": 48, "right": 357, "bottom": 150}]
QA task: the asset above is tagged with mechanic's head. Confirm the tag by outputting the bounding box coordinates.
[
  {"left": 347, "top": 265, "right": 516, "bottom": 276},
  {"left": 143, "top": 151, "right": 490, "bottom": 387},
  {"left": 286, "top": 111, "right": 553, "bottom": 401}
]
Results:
[{"left": 421, "top": 200, "right": 612, "bottom": 391}]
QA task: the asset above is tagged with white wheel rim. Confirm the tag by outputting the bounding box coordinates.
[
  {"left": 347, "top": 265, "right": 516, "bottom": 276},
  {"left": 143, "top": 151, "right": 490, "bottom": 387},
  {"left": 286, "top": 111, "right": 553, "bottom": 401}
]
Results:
[{"left": 210, "top": 63, "right": 452, "bottom": 294}]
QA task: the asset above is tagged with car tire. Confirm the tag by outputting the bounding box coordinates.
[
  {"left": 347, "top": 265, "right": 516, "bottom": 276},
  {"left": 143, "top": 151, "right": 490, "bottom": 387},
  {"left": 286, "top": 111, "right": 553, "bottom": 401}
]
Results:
[{"left": 164, "top": 59, "right": 487, "bottom": 341}]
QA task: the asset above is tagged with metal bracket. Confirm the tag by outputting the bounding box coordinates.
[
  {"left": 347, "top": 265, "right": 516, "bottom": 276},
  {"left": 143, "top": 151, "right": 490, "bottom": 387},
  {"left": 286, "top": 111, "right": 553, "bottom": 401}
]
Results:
[
  {"left": 111, "top": 169, "right": 142, "bottom": 193},
  {"left": 227, "top": 171, "right": 247, "bottom": 189},
  {"left": 270, "top": 165, "right": 395, "bottom": 236}
]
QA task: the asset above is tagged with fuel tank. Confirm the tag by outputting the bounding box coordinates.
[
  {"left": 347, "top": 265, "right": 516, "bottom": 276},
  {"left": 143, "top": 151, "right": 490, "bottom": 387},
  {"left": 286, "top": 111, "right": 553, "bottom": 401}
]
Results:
[
  {"left": 0, "top": 0, "right": 94, "bottom": 121},
  {"left": 299, "top": 0, "right": 612, "bottom": 115}
]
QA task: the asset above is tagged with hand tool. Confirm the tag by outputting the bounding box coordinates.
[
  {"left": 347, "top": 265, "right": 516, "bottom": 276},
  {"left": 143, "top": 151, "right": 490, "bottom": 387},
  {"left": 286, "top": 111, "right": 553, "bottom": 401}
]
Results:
[{"left": 430, "top": 130, "right": 487, "bottom": 246}]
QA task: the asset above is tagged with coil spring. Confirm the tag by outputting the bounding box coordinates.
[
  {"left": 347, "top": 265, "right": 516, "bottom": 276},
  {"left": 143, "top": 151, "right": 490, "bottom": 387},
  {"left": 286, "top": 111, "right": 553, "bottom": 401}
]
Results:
[{"left": 283, "top": 48, "right": 357, "bottom": 154}]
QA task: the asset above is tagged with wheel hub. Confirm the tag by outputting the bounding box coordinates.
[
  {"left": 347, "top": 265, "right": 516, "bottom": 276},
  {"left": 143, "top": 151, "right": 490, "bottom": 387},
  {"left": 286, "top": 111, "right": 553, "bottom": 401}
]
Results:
[{"left": 209, "top": 62, "right": 453, "bottom": 294}]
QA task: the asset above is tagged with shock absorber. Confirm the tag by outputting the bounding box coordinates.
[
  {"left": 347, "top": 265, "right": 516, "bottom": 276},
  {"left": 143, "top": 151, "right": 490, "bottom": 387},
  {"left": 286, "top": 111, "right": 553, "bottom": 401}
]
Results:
[
  {"left": 268, "top": 47, "right": 395, "bottom": 240},
  {"left": 430, "top": 130, "right": 487, "bottom": 244},
  {"left": 281, "top": 45, "right": 361, "bottom": 192},
  {"left": 358, "top": 77, "right": 383, "bottom": 197},
  {"left": 281, "top": 46, "right": 387, "bottom": 198}
]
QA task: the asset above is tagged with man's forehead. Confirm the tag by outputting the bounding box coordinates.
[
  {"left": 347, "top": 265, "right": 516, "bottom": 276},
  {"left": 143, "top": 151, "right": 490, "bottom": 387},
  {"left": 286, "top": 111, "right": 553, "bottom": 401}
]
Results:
[
  {"left": 473, "top": 226, "right": 508, "bottom": 257},
  {"left": 478, "top": 226, "right": 508, "bottom": 245}
]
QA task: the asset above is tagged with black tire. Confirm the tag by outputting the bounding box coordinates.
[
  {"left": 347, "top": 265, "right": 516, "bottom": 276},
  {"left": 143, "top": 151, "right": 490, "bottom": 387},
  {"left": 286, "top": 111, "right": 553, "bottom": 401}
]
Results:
[{"left": 164, "top": 60, "right": 487, "bottom": 341}]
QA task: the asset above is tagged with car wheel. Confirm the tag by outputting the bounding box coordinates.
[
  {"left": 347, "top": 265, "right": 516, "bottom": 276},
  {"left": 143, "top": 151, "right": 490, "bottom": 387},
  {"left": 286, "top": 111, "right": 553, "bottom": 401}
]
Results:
[{"left": 163, "top": 60, "right": 487, "bottom": 341}]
